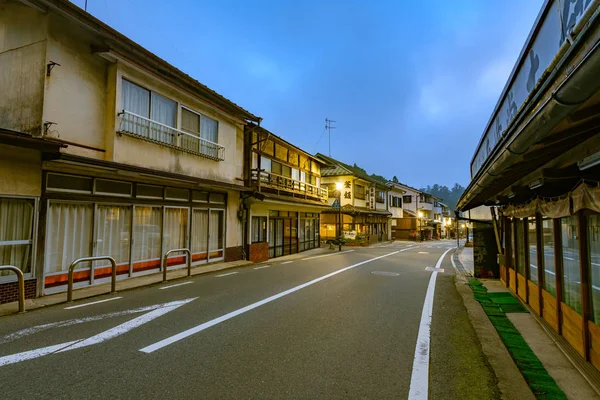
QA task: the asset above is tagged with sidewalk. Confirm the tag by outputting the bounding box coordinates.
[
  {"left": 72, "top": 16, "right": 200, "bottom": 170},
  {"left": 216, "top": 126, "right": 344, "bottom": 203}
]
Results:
[
  {"left": 0, "top": 245, "right": 333, "bottom": 318},
  {"left": 455, "top": 246, "right": 600, "bottom": 399}
]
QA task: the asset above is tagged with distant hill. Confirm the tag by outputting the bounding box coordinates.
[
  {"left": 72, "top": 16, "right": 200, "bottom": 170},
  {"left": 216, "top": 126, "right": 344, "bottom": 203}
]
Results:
[{"left": 419, "top": 183, "right": 465, "bottom": 211}]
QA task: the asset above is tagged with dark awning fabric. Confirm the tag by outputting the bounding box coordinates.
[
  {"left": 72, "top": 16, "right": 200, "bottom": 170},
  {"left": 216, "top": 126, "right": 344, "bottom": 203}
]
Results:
[{"left": 502, "top": 182, "right": 600, "bottom": 218}]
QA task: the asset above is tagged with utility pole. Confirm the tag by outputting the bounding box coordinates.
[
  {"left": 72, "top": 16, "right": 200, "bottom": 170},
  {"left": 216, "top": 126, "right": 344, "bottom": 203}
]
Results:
[{"left": 325, "top": 118, "right": 336, "bottom": 157}]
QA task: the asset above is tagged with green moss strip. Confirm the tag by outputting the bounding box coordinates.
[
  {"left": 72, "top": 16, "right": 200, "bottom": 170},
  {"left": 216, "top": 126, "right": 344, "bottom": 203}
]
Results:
[{"left": 467, "top": 279, "right": 566, "bottom": 400}]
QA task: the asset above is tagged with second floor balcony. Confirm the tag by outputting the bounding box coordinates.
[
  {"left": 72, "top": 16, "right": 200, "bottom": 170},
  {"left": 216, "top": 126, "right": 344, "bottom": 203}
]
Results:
[
  {"left": 118, "top": 110, "right": 225, "bottom": 161},
  {"left": 251, "top": 169, "right": 328, "bottom": 203}
]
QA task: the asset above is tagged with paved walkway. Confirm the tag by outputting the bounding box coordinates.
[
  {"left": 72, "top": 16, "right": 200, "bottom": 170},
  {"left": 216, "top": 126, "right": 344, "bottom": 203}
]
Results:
[{"left": 456, "top": 246, "right": 600, "bottom": 399}]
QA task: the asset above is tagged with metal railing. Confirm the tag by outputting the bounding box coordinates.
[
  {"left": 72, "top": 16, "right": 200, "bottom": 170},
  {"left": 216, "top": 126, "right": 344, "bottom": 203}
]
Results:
[
  {"left": 251, "top": 169, "right": 328, "bottom": 201},
  {"left": 68, "top": 256, "right": 117, "bottom": 302},
  {"left": 118, "top": 110, "right": 225, "bottom": 161},
  {"left": 0, "top": 265, "right": 25, "bottom": 313},
  {"left": 162, "top": 248, "right": 191, "bottom": 282}
]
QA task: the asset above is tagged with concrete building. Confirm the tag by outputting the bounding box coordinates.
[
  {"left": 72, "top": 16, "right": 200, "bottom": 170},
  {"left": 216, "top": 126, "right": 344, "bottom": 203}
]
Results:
[
  {"left": 458, "top": 0, "right": 600, "bottom": 375},
  {"left": 0, "top": 0, "right": 261, "bottom": 301},
  {"left": 386, "top": 182, "right": 406, "bottom": 240},
  {"left": 243, "top": 125, "right": 328, "bottom": 262},
  {"left": 316, "top": 154, "right": 391, "bottom": 244}
]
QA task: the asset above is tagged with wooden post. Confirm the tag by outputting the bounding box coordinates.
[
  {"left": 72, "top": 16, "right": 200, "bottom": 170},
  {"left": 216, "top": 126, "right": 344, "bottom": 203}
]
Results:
[
  {"left": 578, "top": 212, "right": 591, "bottom": 361},
  {"left": 505, "top": 217, "right": 513, "bottom": 289},
  {"left": 524, "top": 218, "right": 530, "bottom": 303}
]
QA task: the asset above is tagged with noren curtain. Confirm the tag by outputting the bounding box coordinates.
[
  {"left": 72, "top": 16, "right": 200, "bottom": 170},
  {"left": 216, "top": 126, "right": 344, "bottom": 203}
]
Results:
[{"left": 0, "top": 198, "right": 34, "bottom": 275}]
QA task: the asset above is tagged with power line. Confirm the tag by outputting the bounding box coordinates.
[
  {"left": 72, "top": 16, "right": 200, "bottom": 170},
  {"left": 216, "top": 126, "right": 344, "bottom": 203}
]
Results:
[{"left": 325, "top": 118, "right": 336, "bottom": 157}]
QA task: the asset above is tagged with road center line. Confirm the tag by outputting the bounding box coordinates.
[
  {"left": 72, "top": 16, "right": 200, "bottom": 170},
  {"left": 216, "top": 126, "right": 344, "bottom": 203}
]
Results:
[
  {"left": 254, "top": 265, "right": 271, "bottom": 270},
  {"left": 215, "top": 272, "right": 238, "bottom": 278},
  {"left": 159, "top": 281, "right": 193, "bottom": 290},
  {"left": 408, "top": 247, "right": 454, "bottom": 400},
  {"left": 281, "top": 261, "right": 293, "bottom": 264},
  {"left": 301, "top": 250, "right": 354, "bottom": 260},
  {"left": 139, "top": 250, "right": 400, "bottom": 354},
  {"left": 64, "top": 297, "right": 123, "bottom": 310}
]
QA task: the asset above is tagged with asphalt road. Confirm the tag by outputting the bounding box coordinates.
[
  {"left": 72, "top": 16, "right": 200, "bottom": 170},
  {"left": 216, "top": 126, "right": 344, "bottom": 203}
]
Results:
[{"left": 0, "top": 240, "right": 499, "bottom": 399}]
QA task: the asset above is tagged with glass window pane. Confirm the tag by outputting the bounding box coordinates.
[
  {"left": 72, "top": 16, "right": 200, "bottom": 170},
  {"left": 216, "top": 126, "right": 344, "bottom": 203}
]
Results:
[
  {"left": 542, "top": 218, "right": 556, "bottom": 295},
  {"left": 122, "top": 79, "right": 150, "bottom": 117},
  {"left": 561, "top": 216, "right": 581, "bottom": 313},
  {"left": 181, "top": 108, "right": 200, "bottom": 135},
  {"left": 192, "top": 191, "right": 208, "bottom": 203},
  {"left": 210, "top": 193, "right": 225, "bottom": 204},
  {"left": 528, "top": 219, "right": 538, "bottom": 284},
  {"left": 95, "top": 179, "right": 132, "bottom": 196},
  {"left": 132, "top": 206, "right": 162, "bottom": 273},
  {"left": 200, "top": 115, "right": 218, "bottom": 143},
  {"left": 94, "top": 206, "right": 131, "bottom": 273},
  {"left": 191, "top": 209, "right": 208, "bottom": 261},
  {"left": 137, "top": 184, "right": 163, "bottom": 199},
  {"left": 164, "top": 208, "right": 188, "bottom": 260},
  {"left": 209, "top": 210, "right": 224, "bottom": 254},
  {"left": 45, "top": 203, "right": 93, "bottom": 274},
  {"left": 47, "top": 173, "right": 93, "bottom": 193},
  {"left": 272, "top": 162, "right": 282, "bottom": 176},
  {"left": 589, "top": 215, "right": 600, "bottom": 323},
  {"left": 150, "top": 92, "right": 177, "bottom": 128},
  {"left": 165, "top": 187, "right": 189, "bottom": 201},
  {"left": 515, "top": 219, "right": 525, "bottom": 275},
  {"left": 0, "top": 198, "right": 34, "bottom": 275}
]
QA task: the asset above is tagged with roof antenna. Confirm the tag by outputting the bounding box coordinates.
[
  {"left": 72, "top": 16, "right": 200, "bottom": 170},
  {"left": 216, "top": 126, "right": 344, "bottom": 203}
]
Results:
[
  {"left": 85, "top": 0, "right": 88, "bottom": 11},
  {"left": 325, "top": 118, "right": 336, "bottom": 156}
]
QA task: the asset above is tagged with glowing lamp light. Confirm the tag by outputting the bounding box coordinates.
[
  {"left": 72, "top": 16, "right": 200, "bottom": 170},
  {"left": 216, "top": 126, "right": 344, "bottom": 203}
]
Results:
[
  {"left": 335, "top": 182, "right": 343, "bottom": 190},
  {"left": 418, "top": 211, "right": 424, "bottom": 218}
]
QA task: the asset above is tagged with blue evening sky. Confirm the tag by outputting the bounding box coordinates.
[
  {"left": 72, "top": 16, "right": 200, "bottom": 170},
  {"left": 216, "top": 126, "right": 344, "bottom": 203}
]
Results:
[{"left": 73, "top": 0, "right": 544, "bottom": 188}]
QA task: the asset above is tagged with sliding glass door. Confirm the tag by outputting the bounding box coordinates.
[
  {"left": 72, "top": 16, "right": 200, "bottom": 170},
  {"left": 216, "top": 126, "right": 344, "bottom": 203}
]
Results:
[
  {"left": 208, "top": 209, "right": 225, "bottom": 261},
  {"left": 131, "top": 206, "right": 162, "bottom": 275},
  {"left": 94, "top": 205, "right": 132, "bottom": 282},
  {"left": 191, "top": 208, "right": 209, "bottom": 264},
  {"left": 163, "top": 207, "right": 189, "bottom": 268}
]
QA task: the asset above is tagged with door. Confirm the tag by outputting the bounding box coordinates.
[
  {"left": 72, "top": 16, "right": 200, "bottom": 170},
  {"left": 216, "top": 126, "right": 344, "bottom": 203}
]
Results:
[
  {"left": 131, "top": 206, "right": 162, "bottom": 275},
  {"left": 163, "top": 207, "right": 189, "bottom": 269},
  {"left": 94, "top": 205, "right": 131, "bottom": 282},
  {"left": 208, "top": 209, "right": 225, "bottom": 261},
  {"left": 191, "top": 208, "right": 209, "bottom": 264}
]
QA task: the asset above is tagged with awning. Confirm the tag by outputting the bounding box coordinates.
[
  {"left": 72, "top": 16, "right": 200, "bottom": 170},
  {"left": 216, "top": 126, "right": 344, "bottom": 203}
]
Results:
[{"left": 0, "top": 128, "right": 66, "bottom": 153}]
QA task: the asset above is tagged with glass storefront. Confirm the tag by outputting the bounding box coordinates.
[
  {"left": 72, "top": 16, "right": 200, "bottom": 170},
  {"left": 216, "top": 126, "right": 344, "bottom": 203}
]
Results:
[
  {"left": 561, "top": 216, "right": 581, "bottom": 313},
  {"left": 528, "top": 218, "right": 538, "bottom": 284},
  {"left": 542, "top": 217, "right": 556, "bottom": 296}
]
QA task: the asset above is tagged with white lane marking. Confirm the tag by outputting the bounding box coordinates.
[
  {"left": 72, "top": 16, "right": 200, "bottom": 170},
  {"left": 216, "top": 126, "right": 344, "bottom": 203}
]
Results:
[
  {"left": 139, "top": 251, "right": 401, "bottom": 354},
  {"left": 0, "top": 298, "right": 196, "bottom": 367},
  {"left": 0, "top": 341, "right": 80, "bottom": 367},
  {"left": 425, "top": 267, "right": 444, "bottom": 273},
  {"left": 409, "top": 247, "right": 454, "bottom": 400},
  {"left": 0, "top": 302, "right": 184, "bottom": 345},
  {"left": 215, "top": 272, "right": 238, "bottom": 278},
  {"left": 301, "top": 250, "right": 355, "bottom": 260},
  {"left": 254, "top": 265, "right": 271, "bottom": 270},
  {"left": 371, "top": 271, "right": 400, "bottom": 276},
  {"left": 418, "top": 252, "right": 429, "bottom": 254},
  {"left": 159, "top": 281, "right": 193, "bottom": 290},
  {"left": 281, "top": 261, "right": 294, "bottom": 265},
  {"left": 64, "top": 297, "right": 123, "bottom": 310}
]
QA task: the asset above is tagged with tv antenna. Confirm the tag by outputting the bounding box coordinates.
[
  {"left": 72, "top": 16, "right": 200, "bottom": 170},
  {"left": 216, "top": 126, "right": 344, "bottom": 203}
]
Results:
[{"left": 325, "top": 118, "right": 336, "bottom": 156}]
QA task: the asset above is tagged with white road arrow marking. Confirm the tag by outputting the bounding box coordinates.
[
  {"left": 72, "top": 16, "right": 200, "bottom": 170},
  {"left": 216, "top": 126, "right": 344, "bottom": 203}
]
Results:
[{"left": 0, "top": 298, "right": 196, "bottom": 367}]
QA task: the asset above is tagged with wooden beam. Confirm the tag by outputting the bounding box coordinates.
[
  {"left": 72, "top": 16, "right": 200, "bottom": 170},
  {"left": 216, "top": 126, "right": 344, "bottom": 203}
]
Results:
[{"left": 578, "top": 212, "right": 591, "bottom": 361}]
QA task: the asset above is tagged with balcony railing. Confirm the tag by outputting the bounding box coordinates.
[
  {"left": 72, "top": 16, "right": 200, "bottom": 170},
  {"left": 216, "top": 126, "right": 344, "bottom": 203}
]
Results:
[
  {"left": 251, "top": 169, "right": 328, "bottom": 202},
  {"left": 118, "top": 110, "right": 225, "bottom": 161}
]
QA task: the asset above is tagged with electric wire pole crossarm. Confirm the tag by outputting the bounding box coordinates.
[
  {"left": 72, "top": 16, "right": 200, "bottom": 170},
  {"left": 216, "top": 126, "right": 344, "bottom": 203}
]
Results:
[{"left": 325, "top": 118, "right": 336, "bottom": 157}]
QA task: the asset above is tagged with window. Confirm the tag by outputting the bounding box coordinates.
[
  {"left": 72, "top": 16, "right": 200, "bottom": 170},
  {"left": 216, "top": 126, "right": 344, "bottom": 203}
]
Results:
[
  {"left": 210, "top": 193, "right": 226, "bottom": 204},
  {"left": 561, "top": 216, "right": 581, "bottom": 313},
  {"left": 136, "top": 184, "right": 163, "bottom": 199},
  {"left": 528, "top": 219, "right": 538, "bottom": 284},
  {"left": 588, "top": 215, "right": 600, "bottom": 323},
  {"left": 262, "top": 157, "right": 272, "bottom": 172},
  {"left": 282, "top": 165, "right": 291, "bottom": 178},
  {"left": 94, "top": 179, "right": 133, "bottom": 197},
  {"left": 47, "top": 173, "right": 93, "bottom": 193},
  {"left": 514, "top": 219, "right": 525, "bottom": 276},
  {"left": 355, "top": 185, "right": 366, "bottom": 200},
  {"left": 542, "top": 218, "right": 556, "bottom": 296},
  {"left": 272, "top": 161, "right": 282, "bottom": 176},
  {"left": 292, "top": 168, "right": 300, "bottom": 181},
  {"left": 376, "top": 191, "right": 385, "bottom": 203},
  {"left": 192, "top": 191, "right": 209, "bottom": 203},
  {"left": 0, "top": 198, "right": 35, "bottom": 276},
  {"left": 181, "top": 108, "right": 218, "bottom": 143},
  {"left": 165, "top": 187, "right": 189, "bottom": 201},
  {"left": 403, "top": 195, "right": 412, "bottom": 204},
  {"left": 151, "top": 92, "right": 177, "bottom": 128},
  {"left": 251, "top": 217, "right": 267, "bottom": 243},
  {"left": 122, "top": 79, "right": 176, "bottom": 128},
  {"left": 391, "top": 196, "right": 402, "bottom": 207}
]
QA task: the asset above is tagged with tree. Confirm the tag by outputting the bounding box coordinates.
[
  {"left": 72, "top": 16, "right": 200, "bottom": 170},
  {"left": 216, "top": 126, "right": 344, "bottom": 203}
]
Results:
[
  {"left": 392, "top": 176, "right": 399, "bottom": 183},
  {"left": 419, "top": 183, "right": 465, "bottom": 210}
]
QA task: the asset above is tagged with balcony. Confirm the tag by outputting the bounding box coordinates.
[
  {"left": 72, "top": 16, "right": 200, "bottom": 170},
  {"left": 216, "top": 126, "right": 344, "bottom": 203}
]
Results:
[
  {"left": 118, "top": 110, "right": 225, "bottom": 161},
  {"left": 251, "top": 169, "right": 328, "bottom": 202}
]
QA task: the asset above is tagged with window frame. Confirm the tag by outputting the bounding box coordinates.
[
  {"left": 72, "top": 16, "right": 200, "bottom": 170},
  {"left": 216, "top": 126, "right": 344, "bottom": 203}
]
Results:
[
  {"left": 0, "top": 196, "right": 38, "bottom": 282},
  {"left": 180, "top": 105, "right": 220, "bottom": 145}
]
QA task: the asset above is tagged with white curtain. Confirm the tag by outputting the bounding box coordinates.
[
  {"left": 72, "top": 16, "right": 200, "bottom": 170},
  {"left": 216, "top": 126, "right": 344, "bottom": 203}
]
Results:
[
  {"left": 200, "top": 115, "right": 218, "bottom": 143},
  {"left": 151, "top": 93, "right": 177, "bottom": 128},
  {"left": 191, "top": 209, "right": 209, "bottom": 258},
  {"left": 94, "top": 206, "right": 131, "bottom": 269},
  {"left": 45, "top": 203, "right": 93, "bottom": 274},
  {"left": 209, "top": 210, "right": 224, "bottom": 252},
  {"left": 0, "top": 198, "right": 34, "bottom": 275},
  {"left": 122, "top": 79, "right": 150, "bottom": 117},
  {"left": 132, "top": 207, "right": 162, "bottom": 267},
  {"left": 164, "top": 208, "right": 188, "bottom": 259}
]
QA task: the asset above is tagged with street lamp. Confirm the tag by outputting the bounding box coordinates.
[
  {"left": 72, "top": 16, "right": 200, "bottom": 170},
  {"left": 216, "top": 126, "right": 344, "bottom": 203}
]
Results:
[{"left": 334, "top": 182, "right": 343, "bottom": 251}]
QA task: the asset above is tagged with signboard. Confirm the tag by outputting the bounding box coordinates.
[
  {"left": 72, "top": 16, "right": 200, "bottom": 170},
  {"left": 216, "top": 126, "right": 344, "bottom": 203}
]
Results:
[
  {"left": 368, "top": 187, "right": 376, "bottom": 210},
  {"left": 343, "top": 230, "right": 357, "bottom": 240},
  {"left": 332, "top": 199, "right": 340, "bottom": 209},
  {"left": 470, "top": 0, "right": 594, "bottom": 177}
]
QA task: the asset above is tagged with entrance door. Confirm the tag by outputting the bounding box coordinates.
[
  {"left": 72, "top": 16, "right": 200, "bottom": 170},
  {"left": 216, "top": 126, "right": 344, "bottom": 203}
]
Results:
[
  {"left": 94, "top": 205, "right": 132, "bottom": 282},
  {"left": 208, "top": 209, "right": 225, "bottom": 261},
  {"left": 163, "top": 207, "right": 189, "bottom": 269}
]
